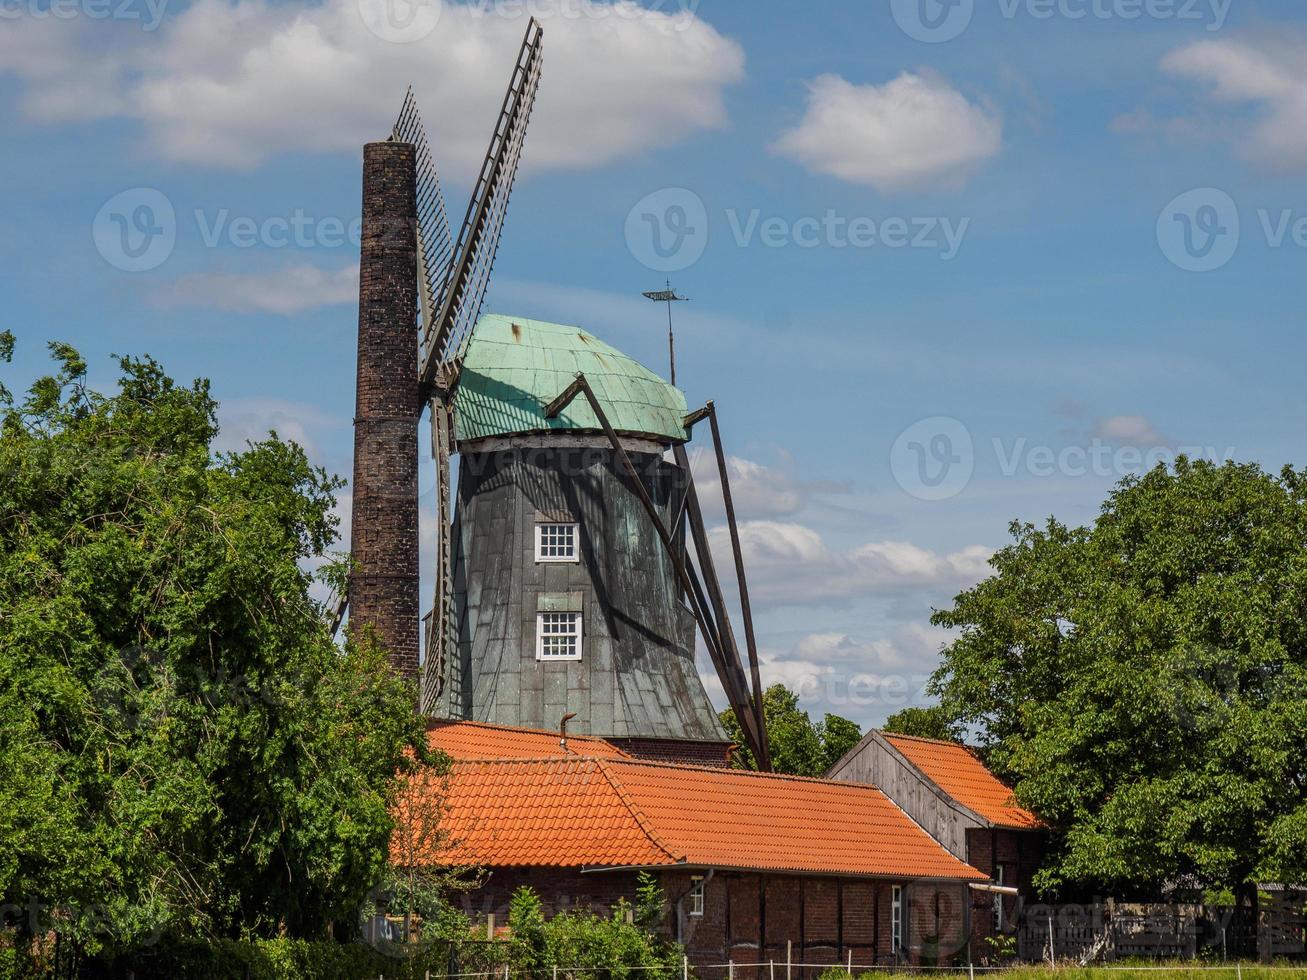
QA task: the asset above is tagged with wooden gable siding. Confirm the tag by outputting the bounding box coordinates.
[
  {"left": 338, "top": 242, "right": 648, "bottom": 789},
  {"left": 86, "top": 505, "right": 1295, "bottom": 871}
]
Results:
[{"left": 827, "top": 732, "right": 982, "bottom": 862}]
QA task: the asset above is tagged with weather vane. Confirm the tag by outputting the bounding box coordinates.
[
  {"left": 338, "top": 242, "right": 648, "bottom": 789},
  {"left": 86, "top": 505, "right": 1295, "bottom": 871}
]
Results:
[{"left": 642, "top": 280, "right": 689, "bottom": 385}]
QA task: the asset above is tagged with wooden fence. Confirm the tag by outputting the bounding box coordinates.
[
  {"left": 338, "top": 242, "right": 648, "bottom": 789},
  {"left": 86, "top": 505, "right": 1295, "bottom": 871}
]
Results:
[{"left": 1016, "top": 896, "right": 1306, "bottom": 964}]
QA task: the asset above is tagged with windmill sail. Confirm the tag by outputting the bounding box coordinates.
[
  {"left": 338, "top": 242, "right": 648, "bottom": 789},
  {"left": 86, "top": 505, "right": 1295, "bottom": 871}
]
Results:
[
  {"left": 414, "top": 18, "right": 543, "bottom": 713},
  {"left": 420, "top": 17, "right": 543, "bottom": 391},
  {"left": 393, "top": 88, "right": 454, "bottom": 341}
]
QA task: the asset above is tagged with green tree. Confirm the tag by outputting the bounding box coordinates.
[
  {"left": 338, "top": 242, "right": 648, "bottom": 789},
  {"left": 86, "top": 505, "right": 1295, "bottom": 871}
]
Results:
[
  {"left": 928, "top": 459, "right": 1307, "bottom": 898},
  {"left": 720, "top": 684, "right": 862, "bottom": 776},
  {"left": 0, "top": 343, "right": 433, "bottom": 956},
  {"left": 882, "top": 705, "right": 960, "bottom": 742}
]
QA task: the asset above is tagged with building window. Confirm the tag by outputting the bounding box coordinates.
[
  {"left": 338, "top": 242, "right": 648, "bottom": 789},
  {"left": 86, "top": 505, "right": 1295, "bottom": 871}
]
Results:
[
  {"left": 536, "top": 522, "right": 579, "bottom": 562},
  {"left": 891, "top": 884, "right": 903, "bottom": 953},
  {"left": 993, "top": 865, "right": 1005, "bottom": 932},
  {"left": 688, "top": 876, "right": 705, "bottom": 917},
  {"left": 536, "top": 612, "right": 582, "bottom": 661}
]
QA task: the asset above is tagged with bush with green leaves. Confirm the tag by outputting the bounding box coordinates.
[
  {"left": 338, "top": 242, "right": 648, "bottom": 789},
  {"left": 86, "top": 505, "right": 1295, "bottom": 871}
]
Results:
[{"left": 507, "top": 885, "right": 685, "bottom": 980}]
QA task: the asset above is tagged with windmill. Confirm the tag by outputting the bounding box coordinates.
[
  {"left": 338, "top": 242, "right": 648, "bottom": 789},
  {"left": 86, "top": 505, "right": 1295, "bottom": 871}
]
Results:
[{"left": 342, "top": 18, "right": 770, "bottom": 769}]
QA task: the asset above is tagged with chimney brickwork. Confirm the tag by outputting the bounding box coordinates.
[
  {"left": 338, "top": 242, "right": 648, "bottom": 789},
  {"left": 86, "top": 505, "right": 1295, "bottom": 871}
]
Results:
[{"left": 349, "top": 140, "right": 420, "bottom": 682}]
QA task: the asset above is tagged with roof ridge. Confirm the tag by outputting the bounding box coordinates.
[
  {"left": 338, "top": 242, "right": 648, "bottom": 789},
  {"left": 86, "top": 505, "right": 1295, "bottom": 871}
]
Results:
[
  {"left": 879, "top": 730, "right": 974, "bottom": 748},
  {"left": 451, "top": 756, "right": 617, "bottom": 767},
  {"left": 428, "top": 720, "right": 630, "bottom": 754},
  {"left": 594, "top": 758, "right": 680, "bottom": 864},
  {"left": 605, "top": 756, "right": 904, "bottom": 790}
]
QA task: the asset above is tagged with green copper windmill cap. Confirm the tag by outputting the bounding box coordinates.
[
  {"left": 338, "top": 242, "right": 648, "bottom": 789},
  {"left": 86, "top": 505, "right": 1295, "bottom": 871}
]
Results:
[{"left": 453, "top": 314, "right": 689, "bottom": 445}]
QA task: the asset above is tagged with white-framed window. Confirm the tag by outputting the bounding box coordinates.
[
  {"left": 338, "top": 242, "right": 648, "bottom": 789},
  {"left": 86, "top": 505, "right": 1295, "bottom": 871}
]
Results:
[
  {"left": 688, "top": 876, "right": 705, "bottom": 917},
  {"left": 536, "top": 611, "right": 583, "bottom": 661},
  {"left": 891, "top": 884, "right": 903, "bottom": 953},
  {"left": 993, "top": 865, "right": 1005, "bottom": 932},
  {"left": 535, "top": 522, "right": 579, "bottom": 562}
]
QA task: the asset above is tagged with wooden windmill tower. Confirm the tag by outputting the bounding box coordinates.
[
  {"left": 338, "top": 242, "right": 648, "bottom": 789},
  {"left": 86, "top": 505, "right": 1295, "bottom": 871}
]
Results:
[{"left": 343, "top": 20, "right": 770, "bottom": 769}]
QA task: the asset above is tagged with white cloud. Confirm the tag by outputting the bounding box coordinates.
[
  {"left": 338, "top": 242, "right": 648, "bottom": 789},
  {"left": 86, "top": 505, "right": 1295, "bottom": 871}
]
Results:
[
  {"left": 698, "top": 622, "right": 950, "bottom": 727},
  {"left": 1161, "top": 36, "right": 1307, "bottom": 172},
  {"left": 771, "top": 71, "right": 1002, "bottom": 193},
  {"left": 214, "top": 396, "right": 346, "bottom": 459},
  {"left": 1090, "top": 414, "right": 1169, "bottom": 448},
  {"left": 680, "top": 451, "right": 848, "bottom": 523},
  {"left": 150, "top": 263, "right": 359, "bottom": 315},
  {"left": 709, "top": 519, "right": 991, "bottom": 606},
  {"left": 0, "top": 0, "right": 744, "bottom": 171}
]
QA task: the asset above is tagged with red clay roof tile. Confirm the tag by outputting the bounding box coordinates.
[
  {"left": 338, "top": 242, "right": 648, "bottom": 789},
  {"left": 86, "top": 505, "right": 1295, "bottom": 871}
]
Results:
[
  {"left": 881, "top": 733, "right": 1038, "bottom": 830},
  {"left": 427, "top": 719, "right": 630, "bottom": 760},
  {"left": 399, "top": 723, "right": 985, "bottom": 881}
]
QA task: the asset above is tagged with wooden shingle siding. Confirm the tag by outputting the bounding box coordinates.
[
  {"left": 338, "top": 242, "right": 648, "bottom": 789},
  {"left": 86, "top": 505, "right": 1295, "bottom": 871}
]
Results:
[{"left": 431, "top": 443, "right": 724, "bottom": 741}]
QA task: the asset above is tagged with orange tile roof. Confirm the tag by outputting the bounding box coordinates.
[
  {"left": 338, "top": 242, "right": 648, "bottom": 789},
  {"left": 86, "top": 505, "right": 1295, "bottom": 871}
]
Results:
[
  {"left": 419, "top": 759, "right": 674, "bottom": 869},
  {"left": 398, "top": 725, "right": 985, "bottom": 881},
  {"left": 881, "top": 733, "right": 1038, "bottom": 830},
  {"left": 426, "top": 720, "right": 630, "bottom": 760}
]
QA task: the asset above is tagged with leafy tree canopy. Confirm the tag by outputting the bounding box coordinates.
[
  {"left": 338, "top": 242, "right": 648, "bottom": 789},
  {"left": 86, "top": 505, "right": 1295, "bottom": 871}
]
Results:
[
  {"left": 882, "top": 705, "right": 961, "bottom": 743},
  {"left": 0, "top": 341, "right": 432, "bottom": 955},
  {"left": 720, "top": 684, "right": 862, "bottom": 777},
  {"left": 928, "top": 459, "right": 1307, "bottom": 897}
]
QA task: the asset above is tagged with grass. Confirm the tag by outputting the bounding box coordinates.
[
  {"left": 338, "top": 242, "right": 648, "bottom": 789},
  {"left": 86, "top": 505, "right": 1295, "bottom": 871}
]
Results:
[{"left": 813, "top": 965, "right": 1307, "bottom": 980}]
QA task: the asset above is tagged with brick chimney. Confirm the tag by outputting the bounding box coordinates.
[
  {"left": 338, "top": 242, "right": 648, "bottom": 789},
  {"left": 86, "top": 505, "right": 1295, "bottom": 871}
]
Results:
[{"left": 349, "top": 140, "right": 420, "bottom": 682}]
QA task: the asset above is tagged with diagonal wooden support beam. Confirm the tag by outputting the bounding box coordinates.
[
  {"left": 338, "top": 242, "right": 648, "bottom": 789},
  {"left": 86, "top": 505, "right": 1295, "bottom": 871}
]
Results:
[
  {"left": 683, "top": 403, "right": 771, "bottom": 770},
  {"left": 544, "top": 374, "right": 766, "bottom": 764},
  {"left": 706, "top": 401, "right": 769, "bottom": 768}
]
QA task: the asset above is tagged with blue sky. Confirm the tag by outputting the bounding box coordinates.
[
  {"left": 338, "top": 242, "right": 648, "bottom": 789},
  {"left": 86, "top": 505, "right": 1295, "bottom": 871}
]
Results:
[{"left": 3, "top": 0, "right": 1306, "bottom": 727}]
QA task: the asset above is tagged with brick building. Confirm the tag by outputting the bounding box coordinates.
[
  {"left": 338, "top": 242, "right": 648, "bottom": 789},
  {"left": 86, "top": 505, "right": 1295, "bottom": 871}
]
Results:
[
  {"left": 827, "top": 732, "right": 1044, "bottom": 948},
  {"left": 398, "top": 722, "right": 991, "bottom": 972}
]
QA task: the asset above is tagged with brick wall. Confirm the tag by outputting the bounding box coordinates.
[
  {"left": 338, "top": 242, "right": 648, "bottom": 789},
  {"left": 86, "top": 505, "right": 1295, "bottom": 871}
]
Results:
[
  {"left": 350, "top": 140, "right": 420, "bottom": 681},
  {"left": 966, "top": 827, "right": 1046, "bottom": 948},
  {"left": 460, "top": 868, "right": 974, "bottom": 975}
]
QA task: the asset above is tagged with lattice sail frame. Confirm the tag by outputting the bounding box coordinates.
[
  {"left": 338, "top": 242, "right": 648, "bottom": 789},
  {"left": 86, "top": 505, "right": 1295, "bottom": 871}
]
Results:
[
  {"left": 392, "top": 88, "right": 454, "bottom": 346},
  {"left": 420, "top": 17, "right": 543, "bottom": 391},
  {"left": 389, "top": 20, "right": 543, "bottom": 713}
]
